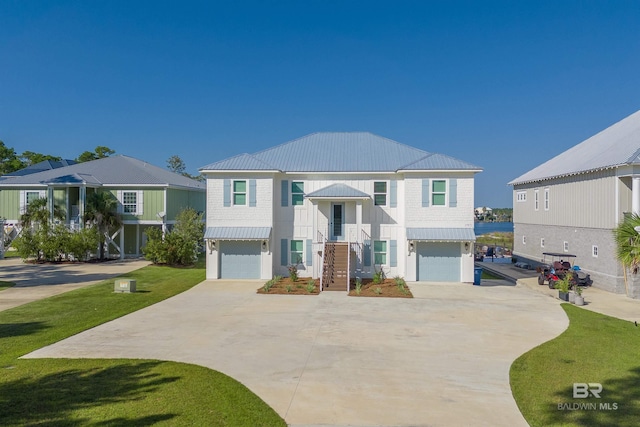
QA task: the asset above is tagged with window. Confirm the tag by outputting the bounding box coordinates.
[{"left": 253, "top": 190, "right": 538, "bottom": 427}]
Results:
[
  {"left": 432, "top": 180, "right": 446, "bottom": 206},
  {"left": 522, "top": 235, "right": 527, "bottom": 245},
  {"left": 290, "top": 240, "right": 303, "bottom": 265},
  {"left": 564, "top": 241, "right": 569, "bottom": 252},
  {"left": 592, "top": 245, "right": 598, "bottom": 257},
  {"left": 233, "top": 180, "right": 246, "bottom": 205},
  {"left": 544, "top": 188, "right": 550, "bottom": 210},
  {"left": 25, "top": 191, "right": 41, "bottom": 208},
  {"left": 291, "top": 182, "right": 304, "bottom": 206},
  {"left": 540, "top": 238, "right": 545, "bottom": 248},
  {"left": 516, "top": 191, "right": 527, "bottom": 202},
  {"left": 374, "top": 182, "right": 387, "bottom": 206},
  {"left": 374, "top": 240, "right": 387, "bottom": 265},
  {"left": 534, "top": 190, "right": 539, "bottom": 210},
  {"left": 122, "top": 191, "right": 138, "bottom": 213}
]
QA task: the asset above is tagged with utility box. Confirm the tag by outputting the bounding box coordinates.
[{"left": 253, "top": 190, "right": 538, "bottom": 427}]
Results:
[{"left": 114, "top": 278, "right": 136, "bottom": 293}]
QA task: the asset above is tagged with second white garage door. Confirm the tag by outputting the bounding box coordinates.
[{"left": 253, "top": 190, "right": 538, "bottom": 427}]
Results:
[
  {"left": 220, "top": 241, "right": 261, "bottom": 279},
  {"left": 417, "top": 242, "right": 461, "bottom": 282}
]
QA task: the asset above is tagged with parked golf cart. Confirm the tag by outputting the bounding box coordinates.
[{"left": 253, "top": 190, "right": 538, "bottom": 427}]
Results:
[{"left": 536, "top": 252, "right": 592, "bottom": 289}]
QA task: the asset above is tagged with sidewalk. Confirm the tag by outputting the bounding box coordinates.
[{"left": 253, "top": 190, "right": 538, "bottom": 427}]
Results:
[
  {"left": 478, "top": 260, "right": 640, "bottom": 323},
  {"left": 0, "top": 257, "right": 150, "bottom": 312}
]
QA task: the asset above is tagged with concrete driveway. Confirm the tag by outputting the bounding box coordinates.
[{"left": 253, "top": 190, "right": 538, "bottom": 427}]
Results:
[
  {"left": 25, "top": 280, "right": 567, "bottom": 427},
  {"left": 0, "top": 257, "right": 150, "bottom": 311}
]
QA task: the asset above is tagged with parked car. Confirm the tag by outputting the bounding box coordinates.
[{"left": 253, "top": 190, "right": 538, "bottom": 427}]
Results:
[{"left": 537, "top": 252, "right": 592, "bottom": 289}]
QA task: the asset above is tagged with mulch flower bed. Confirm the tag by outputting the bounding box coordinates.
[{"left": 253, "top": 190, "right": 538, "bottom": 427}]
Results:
[
  {"left": 257, "top": 277, "right": 320, "bottom": 295},
  {"left": 348, "top": 278, "right": 413, "bottom": 298}
]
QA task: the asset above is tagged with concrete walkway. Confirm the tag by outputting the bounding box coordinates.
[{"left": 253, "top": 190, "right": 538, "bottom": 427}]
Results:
[
  {"left": 25, "top": 279, "right": 567, "bottom": 427},
  {"left": 0, "top": 257, "right": 150, "bottom": 312}
]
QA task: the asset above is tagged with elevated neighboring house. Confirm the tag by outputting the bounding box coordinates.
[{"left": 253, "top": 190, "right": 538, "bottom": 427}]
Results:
[
  {"left": 0, "top": 155, "right": 205, "bottom": 258},
  {"left": 509, "top": 110, "right": 640, "bottom": 296},
  {"left": 200, "top": 132, "right": 482, "bottom": 287}
]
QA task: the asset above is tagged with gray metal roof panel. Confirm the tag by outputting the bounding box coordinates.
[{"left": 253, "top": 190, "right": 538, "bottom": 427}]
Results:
[
  {"left": 204, "top": 226, "right": 271, "bottom": 240},
  {"left": 305, "top": 183, "right": 370, "bottom": 199},
  {"left": 200, "top": 153, "right": 278, "bottom": 171},
  {"left": 4, "top": 159, "right": 77, "bottom": 177},
  {"left": 202, "top": 132, "right": 479, "bottom": 173},
  {"left": 406, "top": 227, "right": 476, "bottom": 241},
  {"left": 0, "top": 155, "right": 205, "bottom": 190},
  {"left": 510, "top": 110, "right": 640, "bottom": 185},
  {"left": 399, "top": 153, "right": 481, "bottom": 171}
]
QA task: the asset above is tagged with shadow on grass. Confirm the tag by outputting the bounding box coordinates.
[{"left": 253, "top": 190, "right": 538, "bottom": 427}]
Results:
[
  {"left": 0, "top": 322, "right": 49, "bottom": 339},
  {"left": 0, "top": 361, "right": 179, "bottom": 426},
  {"left": 543, "top": 366, "right": 640, "bottom": 426}
]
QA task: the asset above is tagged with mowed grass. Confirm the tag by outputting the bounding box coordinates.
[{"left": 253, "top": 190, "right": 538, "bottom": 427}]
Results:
[
  {"left": 0, "top": 281, "right": 17, "bottom": 291},
  {"left": 511, "top": 304, "right": 640, "bottom": 426},
  {"left": 0, "top": 258, "right": 286, "bottom": 426}
]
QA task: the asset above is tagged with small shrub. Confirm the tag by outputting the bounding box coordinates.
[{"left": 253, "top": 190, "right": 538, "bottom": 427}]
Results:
[
  {"left": 287, "top": 265, "right": 298, "bottom": 281},
  {"left": 374, "top": 286, "right": 382, "bottom": 295},
  {"left": 305, "top": 280, "right": 315, "bottom": 293},
  {"left": 373, "top": 266, "right": 386, "bottom": 284},
  {"left": 394, "top": 276, "right": 406, "bottom": 290},
  {"left": 355, "top": 278, "right": 363, "bottom": 295},
  {"left": 285, "top": 284, "right": 293, "bottom": 293},
  {"left": 263, "top": 279, "right": 275, "bottom": 292}
]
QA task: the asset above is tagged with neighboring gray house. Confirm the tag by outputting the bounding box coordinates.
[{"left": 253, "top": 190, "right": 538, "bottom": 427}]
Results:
[
  {"left": 509, "top": 110, "right": 640, "bottom": 296},
  {"left": 0, "top": 155, "right": 206, "bottom": 258},
  {"left": 200, "top": 132, "right": 482, "bottom": 288}
]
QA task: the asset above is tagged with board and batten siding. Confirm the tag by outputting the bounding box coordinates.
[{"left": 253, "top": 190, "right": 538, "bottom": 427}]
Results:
[
  {"left": 513, "top": 170, "right": 619, "bottom": 229},
  {"left": 166, "top": 188, "right": 206, "bottom": 220},
  {"left": 106, "top": 188, "right": 164, "bottom": 221},
  {"left": 0, "top": 189, "right": 20, "bottom": 221}
]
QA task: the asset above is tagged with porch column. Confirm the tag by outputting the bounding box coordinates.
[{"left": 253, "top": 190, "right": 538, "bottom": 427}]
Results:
[
  {"left": 48, "top": 187, "right": 54, "bottom": 223},
  {"left": 0, "top": 219, "right": 5, "bottom": 259},
  {"left": 120, "top": 225, "right": 125, "bottom": 260},
  {"left": 79, "top": 186, "right": 86, "bottom": 229},
  {"left": 356, "top": 200, "right": 362, "bottom": 240},
  {"left": 312, "top": 200, "right": 318, "bottom": 241},
  {"left": 633, "top": 176, "right": 640, "bottom": 216},
  {"left": 136, "top": 224, "right": 140, "bottom": 257}
]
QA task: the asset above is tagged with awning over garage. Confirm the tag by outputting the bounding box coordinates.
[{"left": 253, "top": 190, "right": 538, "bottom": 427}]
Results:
[
  {"left": 407, "top": 227, "right": 475, "bottom": 242},
  {"left": 204, "top": 227, "right": 271, "bottom": 240}
]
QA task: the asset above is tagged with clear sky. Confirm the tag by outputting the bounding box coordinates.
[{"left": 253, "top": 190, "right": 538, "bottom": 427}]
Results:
[{"left": 2, "top": 1, "right": 640, "bottom": 207}]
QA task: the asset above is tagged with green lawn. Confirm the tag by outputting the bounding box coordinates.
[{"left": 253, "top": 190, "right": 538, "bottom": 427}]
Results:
[
  {"left": 0, "top": 281, "right": 16, "bottom": 291},
  {"left": 0, "top": 258, "right": 286, "bottom": 426},
  {"left": 511, "top": 304, "right": 640, "bottom": 426}
]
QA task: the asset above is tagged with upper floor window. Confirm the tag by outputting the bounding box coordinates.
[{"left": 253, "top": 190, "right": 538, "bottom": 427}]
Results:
[
  {"left": 374, "top": 182, "right": 387, "bottom": 206},
  {"left": 544, "top": 188, "right": 550, "bottom": 210},
  {"left": 516, "top": 191, "right": 527, "bottom": 202},
  {"left": 534, "top": 190, "right": 539, "bottom": 210},
  {"left": 122, "top": 191, "right": 138, "bottom": 213},
  {"left": 292, "top": 182, "right": 304, "bottom": 206},
  {"left": 432, "top": 180, "right": 446, "bottom": 206},
  {"left": 233, "top": 180, "right": 246, "bottom": 205}
]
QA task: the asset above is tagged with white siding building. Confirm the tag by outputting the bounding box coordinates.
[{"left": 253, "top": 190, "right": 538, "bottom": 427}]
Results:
[
  {"left": 201, "top": 132, "right": 481, "bottom": 289},
  {"left": 510, "top": 111, "right": 640, "bottom": 296}
]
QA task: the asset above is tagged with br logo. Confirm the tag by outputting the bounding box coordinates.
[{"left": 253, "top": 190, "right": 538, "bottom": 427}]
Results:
[{"left": 573, "top": 383, "right": 602, "bottom": 398}]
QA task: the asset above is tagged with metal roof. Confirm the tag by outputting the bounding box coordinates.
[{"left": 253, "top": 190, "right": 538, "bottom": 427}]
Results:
[
  {"left": 510, "top": 110, "right": 640, "bottom": 185},
  {"left": 406, "top": 227, "right": 476, "bottom": 241},
  {"left": 201, "top": 132, "right": 481, "bottom": 173},
  {"left": 0, "top": 155, "right": 205, "bottom": 190},
  {"left": 3, "top": 159, "right": 77, "bottom": 177},
  {"left": 305, "top": 183, "right": 370, "bottom": 199},
  {"left": 204, "top": 227, "right": 271, "bottom": 240}
]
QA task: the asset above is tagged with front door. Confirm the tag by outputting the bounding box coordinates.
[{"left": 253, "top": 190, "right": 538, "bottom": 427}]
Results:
[{"left": 330, "top": 203, "right": 344, "bottom": 241}]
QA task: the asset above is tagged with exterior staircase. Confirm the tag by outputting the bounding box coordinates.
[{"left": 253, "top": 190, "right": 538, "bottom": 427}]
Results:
[{"left": 322, "top": 242, "right": 349, "bottom": 291}]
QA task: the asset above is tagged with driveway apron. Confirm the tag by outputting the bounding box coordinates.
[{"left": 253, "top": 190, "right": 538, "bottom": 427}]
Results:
[{"left": 25, "top": 280, "right": 567, "bottom": 427}]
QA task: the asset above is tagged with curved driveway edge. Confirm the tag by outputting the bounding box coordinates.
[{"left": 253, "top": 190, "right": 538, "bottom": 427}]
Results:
[
  {"left": 0, "top": 257, "right": 150, "bottom": 312},
  {"left": 25, "top": 280, "right": 567, "bottom": 427}
]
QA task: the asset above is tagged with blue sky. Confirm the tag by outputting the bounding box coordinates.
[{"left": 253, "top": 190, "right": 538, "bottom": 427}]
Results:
[{"left": 2, "top": 1, "right": 640, "bottom": 207}]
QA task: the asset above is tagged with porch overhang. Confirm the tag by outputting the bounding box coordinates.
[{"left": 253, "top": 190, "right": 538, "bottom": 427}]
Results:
[
  {"left": 204, "top": 226, "right": 272, "bottom": 240},
  {"left": 406, "top": 227, "right": 476, "bottom": 242},
  {"left": 305, "top": 183, "right": 370, "bottom": 200}
]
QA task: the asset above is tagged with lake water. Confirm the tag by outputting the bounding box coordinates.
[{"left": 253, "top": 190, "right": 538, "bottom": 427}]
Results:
[{"left": 474, "top": 222, "right": 514, "bottom": 235}]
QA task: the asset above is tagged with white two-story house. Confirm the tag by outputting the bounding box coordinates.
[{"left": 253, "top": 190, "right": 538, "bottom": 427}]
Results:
[{"left": 200, "top": 132, "right": 482, "bottom": 289}]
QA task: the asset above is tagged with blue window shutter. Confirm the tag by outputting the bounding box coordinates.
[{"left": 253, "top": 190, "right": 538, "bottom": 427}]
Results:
[
  {"left": 281, "top": 180, "right": 289, "bottom": 207},
  {"left": 449, "top": 179, "right": 457, "bottom": 207},
  {"left": 306, "top": 239, "right": 312, "bottom": 266},
  {"left": 249, "top": 179, "right": 257, "bottom": 207},
  {"left": 390, "top": 180, "right": 397, "bottom": 208},
  {"left": 422, "top": 179, "right": 430, "bottom": 207},
  {"left": 363, "top": 240, "right": 371, "bottom": 267},
  {"left": 390, "top": 240, "right": 397, "bottom": 267},
  {"left": 223, "top": 179, "right": 231, "bottom": 207},
  {"left": 281, "top": 239, "right": 288, "bottom": 266}
]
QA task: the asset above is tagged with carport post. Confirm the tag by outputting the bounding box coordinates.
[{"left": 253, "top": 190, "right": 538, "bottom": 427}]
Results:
[{"left": 0, "top": 219, "right": 4, "bottom": 259}]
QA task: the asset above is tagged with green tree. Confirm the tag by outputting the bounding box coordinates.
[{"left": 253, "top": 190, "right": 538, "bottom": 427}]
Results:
[
  {"left": 142, "top": 207, "right": 204, "bottom": 266},
  {"left": 167, "top": 155, "right": 186, "bottom": 175},
  {"left": 0, "top": 140, "right": 26, "bottom": 174},
  {"left": 76, "top": 146, "right": 116, "bottom": 162},
  {"left": 20, "top": 151, "right": 61, "bottom": 166},
  {"left": 20, "top": 198, "right": 64, "bottom": 231},
  {"left": 84, "top": 191, "right": 122, "bottom": 259},
  {"left": 614, "top": 213, "right": 640, "bottom": 275}
]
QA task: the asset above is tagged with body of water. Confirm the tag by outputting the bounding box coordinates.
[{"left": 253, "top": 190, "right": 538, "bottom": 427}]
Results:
[{"left": 474, "top": 221, "right": 514, "bottom": 235}]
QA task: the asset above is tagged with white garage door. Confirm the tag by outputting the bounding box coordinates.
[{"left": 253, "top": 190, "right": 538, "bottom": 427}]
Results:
[
  {"left": 417, "top": 242, "right": 461, "bottom": 282},
  {"left": 220, "top": 241, "right": 261, "bottom": 279}
]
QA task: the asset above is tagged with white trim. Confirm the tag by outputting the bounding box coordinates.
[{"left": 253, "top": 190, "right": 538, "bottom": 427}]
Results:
[
  {"left": 516, "top": 190, "right": 527, "bottom": 202},
  {"left": 592, "top": 245, "right": 598, "bottom": 258},
  {"left": 544, "top": 188, "right": 550, "bottom": 211},
  {"left": 534, "top": 189, "right": 539, "bottom": 210},
  {"left": 563, "top": 241, "right": 569, "bottom": 252}
]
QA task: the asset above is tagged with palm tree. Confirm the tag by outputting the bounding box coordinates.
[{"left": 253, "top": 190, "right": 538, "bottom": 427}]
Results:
[
  {"left": 20, "top": 197, "right": 64, "bottom": 230},
  {"left": 613, "top": 214, "right": 640, "bottom": 285},
  {"left": 84, "top": 190, "right": 122, "bottom": 259}
]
